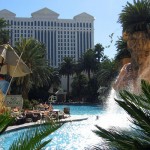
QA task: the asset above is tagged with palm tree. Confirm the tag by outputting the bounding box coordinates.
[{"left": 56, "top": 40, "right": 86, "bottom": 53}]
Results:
[
  {"left": 0, "top": 18, "right": 9, "bottom": 44},
  {"left": 115, "top": 36, "right": 131, "bottom": 61},
  {"left": 0, "top": 112, "right": 61, "bottom": 150},
  {"left": 94, "top": 43, "right": 104, "bottom": 62},
  {"left": 82, "top": 49, "right": 97, "bottom": 80},
  {"left": 98, "top": 59, "right": 117, "bottom": 85},
  {"left": 118, "top": 0, "right": 150, "bottom": 33},
  {"left": 93, "top": 80, "right": 150, "bottom": 150},
  {"left": 74, "top": 61, "right": 83, "bottom": 76},
  {"left": 59, "top": 57, "right": 74, "bottom": 96},
  {"left": 71, "top": 73, "right": 88, "bottom": 101},
  {"left": 13, "top": 38, "right": 52, "bottom": 99}
]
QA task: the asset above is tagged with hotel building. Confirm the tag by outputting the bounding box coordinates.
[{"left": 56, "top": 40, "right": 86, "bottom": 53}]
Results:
[{"left": 0, "top": 8, "right": 94, "bottom": 68}]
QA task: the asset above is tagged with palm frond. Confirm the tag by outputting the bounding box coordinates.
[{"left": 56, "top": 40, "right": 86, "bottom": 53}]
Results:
[
  {"left": 0, "top": 113, "right": 15, "bottom": 134},
  {"left": 93, "top": 80, "right": 150, "bottom": 149},
  {"left": 9, "top": 122, "right": 62, "bottom": 150}
]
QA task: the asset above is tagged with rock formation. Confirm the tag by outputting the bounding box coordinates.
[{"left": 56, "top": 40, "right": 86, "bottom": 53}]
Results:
[{"left": 113, "top": 31, "right": 150, "bottom": 93}]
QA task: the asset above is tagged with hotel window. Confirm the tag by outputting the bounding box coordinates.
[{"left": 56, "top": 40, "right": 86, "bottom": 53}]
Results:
[
  {"left": 83, "top": 23, "right": 85, "bottom": 27},
  {"left": 28, "top": 22, "right": 30, "bottom": 26},
  {"left": 11, "top": 20, "right": 13, "bottom": 25},
  {"left": 38, "top": 21, "right": 40, "bottom": 26},
  {"left": 48, "top": 21, "right": 50, "bottom": 26},
  {"left": 61, "top": 23, "right": 63, "bottom": 27},
  {"left": 34, "top": 21, "right": 36, "bottom": 26},
  {"left": 45, "top": 21, "right": 47, "bottom": 26},
  {"left": 80, "top": 23, "right": 82, "bottom": 27},
  {"left": 24, "top": 22, "right": 26, "bottom": 26},
  {"left": 51, "top": 22, "right": 53, "bottom": 26},
  {"left": 31, "top": 22, "right": 33, "bottom": 26},
  {"left": 90, "top": 23, "right": 92, "bottom": 28},
  {"left": 67, "top": 23, "right": 69, "bottom": 27},
  {"left": 57, "top": 23, "right": 59, "bottom": 27},
  {"left": 41, "top": 21, "right": 43, "bottom": 26},
  {"left": 86, "top": 23, "right": 88, "bottom": 27},
  {"left": 17, "top": 22, "right": 20, "bottom": 26}
]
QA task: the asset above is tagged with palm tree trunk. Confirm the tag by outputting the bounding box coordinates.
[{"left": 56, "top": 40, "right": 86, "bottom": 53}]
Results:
[
  {"left": 67, "top": 74, "right": 70, "bottom": 96},
  {"left": 88, "top": 70, "right": 91, "bottom": 80}
]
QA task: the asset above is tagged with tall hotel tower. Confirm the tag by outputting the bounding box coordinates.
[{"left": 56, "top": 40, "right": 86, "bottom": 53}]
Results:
[{"left": 0, "top": 8, "right": 94, "bottom": 68}]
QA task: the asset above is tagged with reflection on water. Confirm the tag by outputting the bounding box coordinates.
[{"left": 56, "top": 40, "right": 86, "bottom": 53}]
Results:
[{"left": 0, "top": 89, "right": 132, "bottom": 150}]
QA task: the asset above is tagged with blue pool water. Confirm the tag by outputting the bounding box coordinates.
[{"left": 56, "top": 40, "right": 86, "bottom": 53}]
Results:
[{"left": 0, "top": 105, "right": 105, "bottom": 150}]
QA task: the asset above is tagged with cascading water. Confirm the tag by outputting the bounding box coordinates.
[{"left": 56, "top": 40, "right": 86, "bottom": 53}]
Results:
[{"left": 96, "top": 88, "right": 132, "bottom": 129}]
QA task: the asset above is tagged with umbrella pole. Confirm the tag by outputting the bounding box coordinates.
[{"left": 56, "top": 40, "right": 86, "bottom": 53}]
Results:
[{"left": 4, "top": 52, "right": 24, "bottom": 100}]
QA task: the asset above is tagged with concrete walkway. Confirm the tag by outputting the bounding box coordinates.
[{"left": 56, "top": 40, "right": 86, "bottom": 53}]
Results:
[{"left": 5, "top": 115, "right": 88, "bottom": 133}]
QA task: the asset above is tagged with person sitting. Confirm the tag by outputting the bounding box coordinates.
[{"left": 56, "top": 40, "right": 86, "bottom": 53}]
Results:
[
  {"left": 0, "top": 74, "right": 10, "bottom": 95},
  {"left": 48, "top": 104, "right": 53, "bottom": 112}
]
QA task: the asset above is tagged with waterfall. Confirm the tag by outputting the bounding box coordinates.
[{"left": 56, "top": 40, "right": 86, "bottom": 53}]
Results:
[{"left": 97, "top": 88, "right": 131, "bottom": 129}]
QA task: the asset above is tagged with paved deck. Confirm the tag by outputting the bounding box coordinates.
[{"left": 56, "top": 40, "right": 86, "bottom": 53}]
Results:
[{"left": 5, "top": 115, "right": 88, "bottom": 133}]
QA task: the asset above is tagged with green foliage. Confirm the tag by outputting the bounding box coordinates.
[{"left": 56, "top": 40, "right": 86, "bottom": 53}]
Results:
[
  {"left": 0, "top": 113, "right": 15, "bottom": 134},
  {"left": 93, "top": 80, "right": 150, "bottom": 149},
  {"left": 81, "top": 49, "right": 97, "bottom": 80},
  {"left": 0, "top": 18, "right": 9, "bottom": 44},
  {"left": 59, "top": 57, "right": 74, "bottom": 76},
  {"left": 96, "top": 59, "right": 118, "bottom": 87},
  {"left": 94, "top": 43, "right": 104, "bottom": 62},
  {"left": 13, "top": 38, "right": 52, "bottom": 98},
  {"left": 71, "top": 74, "right": 88, "bottom": 101},
  {"left": 0, "top": 113, "right": 61, "bottom": 150},
  {"left": 9, "top": 123, "right": 61, "bottom": 150},
  {"left": 118, "top": 0, "right": 150, "bottom": 33},
  {"left": 59, "top": 57, "right": 75, "bottom": 95},
  {"left": 23, "top": 99, "right": 39, "bottom": 109},
  {"left": 115, "top": 37, "right": 131, "bottom": 61}
]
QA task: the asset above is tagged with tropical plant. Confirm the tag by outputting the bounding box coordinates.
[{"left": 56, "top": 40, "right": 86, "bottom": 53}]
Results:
[
  {"left": 96, "top": 59, "right": 118, "bottom": 88},
  {"left": 50, "top": 68, "right": 61, "bottom": 89},
  {"left": 93, "top": 80, "right": 150, "bottom": 150},
  {"left": 81, "top": 49, "right": 97, "bottom": 80},
  {"left": 0, "top": 112, "right": 61, "bottom": 150},
  {"left": 115, "top": 37, "right": 131, "bottom": 61},
  {"left": 118, "top": 0, "right": 150, "bottom": 33},
  {"left": 94, "top": 43, "right": 104, "bottom": 62},
  {"left": 74, "top": 61, "right": 83, "bottom": 76},
  {"left": 86, "top": 76, "right": 99, "bottom": 103},
  {"left": 13, "top": 38, "right": 52, "bottom": 99},
  {"left": 9, "top": 123, "right": 61, "bottom": 150},
  {"left": 59, "top": 57, "right": 74, "bottom": 96},
  {"left": 0, "top": 113, "right": 14, "bottom": 134},
  {"left": 71, "top": 73, "right": 88, "bottom": 101},
  {"left": 0, "top": 18, "right": 9, "bottom": 44}
]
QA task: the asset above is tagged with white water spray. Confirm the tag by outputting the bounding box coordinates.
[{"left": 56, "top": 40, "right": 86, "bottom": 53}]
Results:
[{"left": 97, "top": 88, "right": 131, "bottom": 129}]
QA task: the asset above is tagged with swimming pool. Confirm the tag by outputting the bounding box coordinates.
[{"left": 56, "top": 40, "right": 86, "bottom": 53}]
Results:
[{"left": 0, "top": 105, "right": 106, "bottom": 150}]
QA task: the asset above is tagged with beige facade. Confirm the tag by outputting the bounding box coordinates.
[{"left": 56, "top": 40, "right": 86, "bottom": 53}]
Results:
[{"left": 0, "top": 8, "right": 94, "bottom": 68}]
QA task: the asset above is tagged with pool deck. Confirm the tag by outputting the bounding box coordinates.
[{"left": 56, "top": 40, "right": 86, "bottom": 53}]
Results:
[{"left": 5, "top": 115, "right": 88, "bottom": 133}]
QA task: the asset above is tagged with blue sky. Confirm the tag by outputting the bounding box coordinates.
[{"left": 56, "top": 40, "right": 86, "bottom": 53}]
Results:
[{"left": 0, "top": 0, "right": 133, "bottom": 59}]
